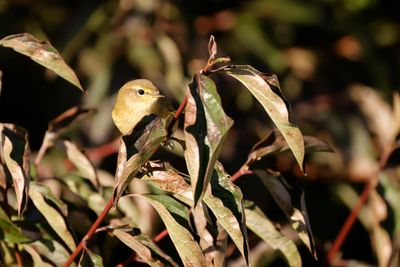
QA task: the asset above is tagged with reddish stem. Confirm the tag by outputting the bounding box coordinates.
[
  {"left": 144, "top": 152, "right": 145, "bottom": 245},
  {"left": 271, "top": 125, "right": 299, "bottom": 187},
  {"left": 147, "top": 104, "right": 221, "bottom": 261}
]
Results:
[
  {"left": 87, "top": 139, "right": 120, "bottom": 162},
  {"left": 326, "top": 180, "right": 373, "bottom": 263},
  {"left": 63, "top": 197, "right": 114, "bottom": 267},
  {"left": 327, "top": 146, "right": 392, "bottom": 264},
  {"left": 15, "top": 245, "right": 23, "bottom": 267},
  {"left": 153, "top": 229, "right": 169, "bottom": 243}
]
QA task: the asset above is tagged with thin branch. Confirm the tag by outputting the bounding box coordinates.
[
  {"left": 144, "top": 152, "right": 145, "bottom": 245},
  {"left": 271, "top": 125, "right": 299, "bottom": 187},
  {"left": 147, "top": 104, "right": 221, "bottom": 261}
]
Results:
[
  {"left": 63, "top": 197, "right": 114, "bottom": 267},
  {"left": 327, "top": 143, "right": 393, "bottom": 264},
  {"left": 14, "top": 245, "right": 23, "bottom": 267}
]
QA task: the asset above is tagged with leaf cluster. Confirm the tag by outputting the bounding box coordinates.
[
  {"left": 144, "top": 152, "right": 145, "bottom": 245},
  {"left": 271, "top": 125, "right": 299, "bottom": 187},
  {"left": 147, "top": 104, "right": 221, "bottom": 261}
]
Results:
[{"left": 0, "top": 33, "right": 332, "bottom": 266}]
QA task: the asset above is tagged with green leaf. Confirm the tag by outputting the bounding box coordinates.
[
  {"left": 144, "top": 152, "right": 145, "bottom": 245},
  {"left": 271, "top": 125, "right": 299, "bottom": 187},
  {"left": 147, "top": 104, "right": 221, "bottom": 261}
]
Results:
[
  {"left": 203, "top": 162, "right": 249, "bottom": 265},
  {"left": 113, "top": 229, "right": 179, "bottom": 267},
  {"left": 29, "top": 185, "right": 76, "bottom": 251},
  {"left": 0, "top": 123, "right": 30, "bottom": 215},
  {"left": 63, "top": 140, "right": 98, "bottom": 187},
  {"left": 113, "top": 115, "right": 168, "bottom": 204},
  {"left": 140, "top": 194, "right": 207, "bottom": 266},
  {"left": 255, "top": 170, "right": 316, "bottom": 258},
  {"left": 184, "top": 74, "right": 234, "bottom": 206},
  {"left": 221, "top": 65, "right": 305, "bottom": 172},
  {"left": 0, "top": 206, "right": 31, "bottom": 244},
  {"left": 0, "top": 33, "right": 84, "bottom": 92},
  {"left": 244, "top": 200, "right": 301, "bottom": 267},
  {"left": 79, "top": 246, "right": 104, "bottom": 267}
]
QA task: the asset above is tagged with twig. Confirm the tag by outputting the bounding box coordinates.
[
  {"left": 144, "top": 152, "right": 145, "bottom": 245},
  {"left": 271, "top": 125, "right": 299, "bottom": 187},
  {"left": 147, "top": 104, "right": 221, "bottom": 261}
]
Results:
[
  {"left": 63, "top": 197, "right": 114, "bottom": 267},
  {"left": 14, "top": 245, "right": 23, "bottom": 267},
  {"left": 327, "top": 144, "right": 393, "bottom": 264}
]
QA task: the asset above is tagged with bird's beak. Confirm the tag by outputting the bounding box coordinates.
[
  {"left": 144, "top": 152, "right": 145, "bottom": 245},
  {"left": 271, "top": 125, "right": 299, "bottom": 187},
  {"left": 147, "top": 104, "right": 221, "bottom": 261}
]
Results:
[{"left": 151, "top": 93, "right": 164, "bottom": 98}]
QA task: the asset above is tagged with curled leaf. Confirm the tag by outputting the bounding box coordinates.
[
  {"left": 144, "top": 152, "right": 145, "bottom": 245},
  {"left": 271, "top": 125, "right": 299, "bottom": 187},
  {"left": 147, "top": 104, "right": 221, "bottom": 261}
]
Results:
[
  {"left": 113, "top": 115, "right": 169, "bottom": 204},
  {"left": 0, "top": 123, "right": 30, "bottom": 215},
  {"left": 184, "top": 74, "right": 234, "bottom": 206},
  {"left": 255, "top": 170, "right": 316, "bottom": 258},
  {"left": 0, "top": 33, "right": 84, "bottom": 91},
  {"left": 203, "top": 162, "right": 249, "bottom": 265},
  {"left": 221, "top": 65, "right": 305, "bottom": 172}
]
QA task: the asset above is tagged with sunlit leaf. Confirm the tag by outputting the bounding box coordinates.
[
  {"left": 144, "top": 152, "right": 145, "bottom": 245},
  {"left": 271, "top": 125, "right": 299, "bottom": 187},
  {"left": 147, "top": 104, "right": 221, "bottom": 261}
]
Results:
[
  {"left": 0, "top": 164, "right": 6, "bottom": 189},
  {"left": 142, "top": 161, "right": 193, "bottom": 205},
  {"left": 140, "top": 194, "right": 207, "bottom": 266},
  {"left": 113, "top": 115, "right": 168, "bottom": 204},
  {"left": 255, "top": 170, "right": 316, "bottom": 258},
  {"left": 0, "top": 123, "right": 30, "bottom": 215},
  {"left": 221, "top": 65, "right": 305, "bottom": 172},
  {"left": 0, "top": 206, "right": 31, "bottom": 244},
  {"left": 247, "top": 130, "right": 332, "bottom": 167},
  {"left": 208, "top": 35, "right": 217, "bottom": 61},
  {"left": 29, "top": 239, "right": 70, "bottom": 266},
  {"left": 191, "top": 204, "right": 218, "bottom": 265},
  {"left": 205, "top": 36, "right": 231, "bottom": 70},
  {"left": 244, "top": 200, "right": 301, "bottom": 267},
  {"left": 184, "top": 74, "right": 234, "bottom": 205},
  {"left": 203, "top": 162, "right": 249, "bottom": 265},
  {"left": 63, "top": 140, "right": 98, "bottom": 187},
  {"left": 0, "top": 33, "right": 84, "bottom": 91},
  {"left": 30, "top": 182, "right": 68, "bottom": 216},
  {"left": 23, "top": 245, "right": 53, "bottom": 267},
  {"left": 29, "top": 185, "right": 76, "bottom": 251},
  {"left": 113, "top": 229, "right": 179, "bottom": 267}
]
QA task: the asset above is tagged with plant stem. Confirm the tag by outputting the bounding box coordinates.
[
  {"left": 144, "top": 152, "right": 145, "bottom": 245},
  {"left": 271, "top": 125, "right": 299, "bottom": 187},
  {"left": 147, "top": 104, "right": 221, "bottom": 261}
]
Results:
[
  {"left": 327, "top": 145, "right": 392, "bottom": 264},
  {"left": 14, "top": 245, "right": 23, "bottom": 267},
  {"left": 63, "top": 197, "right": 114, "bottom": 267},
  {"left": 326, "top": 180, "right": 373, "bottom": 263}
]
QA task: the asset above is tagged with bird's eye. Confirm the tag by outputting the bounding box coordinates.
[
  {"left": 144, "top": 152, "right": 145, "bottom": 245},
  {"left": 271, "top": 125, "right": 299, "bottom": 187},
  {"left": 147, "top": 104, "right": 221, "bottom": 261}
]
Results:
[{"left": 138, "top": 89, "right": 145, "bottom": 95}]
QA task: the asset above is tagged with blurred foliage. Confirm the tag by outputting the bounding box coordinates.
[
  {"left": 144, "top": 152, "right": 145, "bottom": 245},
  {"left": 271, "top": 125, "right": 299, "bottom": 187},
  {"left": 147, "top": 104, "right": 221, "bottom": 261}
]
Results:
[{"left": 0, "top": 0, "right": 399, "bottom": 266}]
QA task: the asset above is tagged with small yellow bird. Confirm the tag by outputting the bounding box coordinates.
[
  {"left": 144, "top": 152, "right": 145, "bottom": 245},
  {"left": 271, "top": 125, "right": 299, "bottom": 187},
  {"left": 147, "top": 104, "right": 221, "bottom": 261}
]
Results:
[{"left": 112, "top": 79, "right": 174, "bottom": 135}]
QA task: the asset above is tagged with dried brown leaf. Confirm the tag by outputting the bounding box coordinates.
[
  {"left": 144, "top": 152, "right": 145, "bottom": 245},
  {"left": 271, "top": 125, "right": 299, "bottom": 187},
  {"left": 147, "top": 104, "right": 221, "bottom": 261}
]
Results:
[{"left": 0, "top": 123, "right": 30, "bottom": 215}]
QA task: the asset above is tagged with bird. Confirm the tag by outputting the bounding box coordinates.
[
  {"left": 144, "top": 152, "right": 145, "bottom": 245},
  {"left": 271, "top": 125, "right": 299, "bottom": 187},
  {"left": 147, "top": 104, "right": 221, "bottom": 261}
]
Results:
[{"left": 111, "top": 79, "right": 174, "bottom": 136}]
